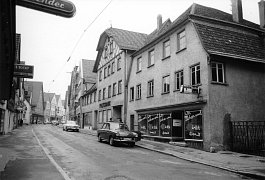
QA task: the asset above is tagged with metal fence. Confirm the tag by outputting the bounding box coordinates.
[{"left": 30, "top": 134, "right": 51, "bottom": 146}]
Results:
[{"left": 231, "top": 121, "right": 265, "bottom": 157}]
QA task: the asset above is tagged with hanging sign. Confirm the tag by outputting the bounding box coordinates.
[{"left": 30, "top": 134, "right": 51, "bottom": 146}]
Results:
[
  {"left": 14, "top": 64, "right": 34, "bottom": 79},
  {"left": 16, "top": 0, "right": 76, "bottom": 18}
]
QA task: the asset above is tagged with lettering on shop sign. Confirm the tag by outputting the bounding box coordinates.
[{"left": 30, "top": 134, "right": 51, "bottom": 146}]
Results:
[
  {"left": 16, "top": 0, "right": 76, "bottom": 18},
  {"left": 99, "top": 101, "right": 111, "bottom": 108},
  {"left": 14, "top": 64, "right": 34, "bottom": 79}
]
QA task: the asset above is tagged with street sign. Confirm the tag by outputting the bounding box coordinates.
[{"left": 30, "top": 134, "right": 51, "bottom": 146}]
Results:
[
  {"left": 14, "top": 64, "right": 34, "bottom": 79},
  {"left": 16, "top": 0, "right": 76, "bottom": 18}
]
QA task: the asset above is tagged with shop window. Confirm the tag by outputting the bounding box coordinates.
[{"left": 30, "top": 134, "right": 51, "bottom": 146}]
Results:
[
  {"left": 190, "top": 64, "right": 200, "bottom": 86},
  {"left": 147, "top": 114, "right": 159, "bottom": 136},
  {"left": 184, "top": 110, "right": 203, "bottom": 141},
  {"left": 160, "top": 113, "right": 172, "bottom": 137},
  {"left": 138, "top": 114, "right": 147, "bottom": 135}
]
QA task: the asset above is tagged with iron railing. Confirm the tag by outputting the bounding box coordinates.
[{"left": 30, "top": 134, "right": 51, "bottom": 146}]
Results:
[{"left": 231, "top": 121, "right": 265, "bottom": 157}]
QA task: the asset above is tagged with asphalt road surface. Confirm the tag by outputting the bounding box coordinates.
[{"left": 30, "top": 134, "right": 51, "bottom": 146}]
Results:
[{"left": 0, "top": 125, "right": 254, "bottom": 180}]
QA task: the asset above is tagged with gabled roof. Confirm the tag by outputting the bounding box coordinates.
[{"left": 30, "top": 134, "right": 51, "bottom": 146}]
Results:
[
  {"left": 96, "top": 27, "right": 148, "bottom": 51},
  {"left": 43, "top": 92, "right": 55, "bottom": 102},
  {"left": 133, "top": 3, "right": 265, "bottom": 62}
]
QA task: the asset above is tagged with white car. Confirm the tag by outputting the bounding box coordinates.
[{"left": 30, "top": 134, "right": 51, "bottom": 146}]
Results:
[{"left": 63, "top": 121, "right": 80, "bottom": 132}]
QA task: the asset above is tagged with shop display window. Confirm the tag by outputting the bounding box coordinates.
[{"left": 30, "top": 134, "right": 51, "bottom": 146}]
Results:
[
  {"left": 147, "top": 114, "right": 159, "bottom": 136},
  {"left": 159, "top": 113, "right": 172, "bottom": 137},
  {"left": 184, "top": 110, "right": 203, "bottom": 140},
  {"left": 138, "top": 114, "right": 147, "bottom": 135}
]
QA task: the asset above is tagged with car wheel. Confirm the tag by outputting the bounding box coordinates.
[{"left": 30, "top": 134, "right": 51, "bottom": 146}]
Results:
[
  {"left": 98, "top": 134, "right": 102, "bottom": 142},
  {"left": 63, "top": 128, "right": 65, "bottom": 131},
  {"left": 109, "top": 136, "right": 115, "bottom": 146},
  {"left": 76, "top": 129, "right": 79, "bottom": 132}
]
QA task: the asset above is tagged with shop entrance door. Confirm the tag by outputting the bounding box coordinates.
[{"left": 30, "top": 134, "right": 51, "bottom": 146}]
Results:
[{"left": 172, "top": 111, "right": 184, "bottom": 138}]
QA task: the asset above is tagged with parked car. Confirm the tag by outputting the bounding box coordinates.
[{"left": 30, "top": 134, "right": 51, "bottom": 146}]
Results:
[
  {"left": 51, "top": 120, "right": 59, "bottom": 126},
  {"left": 97, "top": 122, "right": 140, "bottom": 147},
  {"left": 44, "top": 120, "right": 51, "bottom": 124},
  {"left": 63, "top": 121, "right": 79, "bottom": 132}
]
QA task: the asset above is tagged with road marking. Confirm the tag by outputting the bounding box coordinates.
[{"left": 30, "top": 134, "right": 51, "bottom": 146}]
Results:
[{"left": 32, "top": 128, "right": 71, "bottom": 180}]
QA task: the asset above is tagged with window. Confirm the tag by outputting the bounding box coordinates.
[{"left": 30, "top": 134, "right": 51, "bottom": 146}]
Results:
[
  {"left": 94, "top": 91, "right": 97, "bottom": 102},
  {"left": 90, "top": 94, "right": 92, "bottom": 104},
  {"left": 130, "top": 87, "right": 134, "bottom": 101},
  {"left": 99, "top": 111, "right": 102, "bottom": 123},
  {"left": 177, "top": 30, "right": 186, "bottom": 51},
  {"left": 111, "top": 61, "right": 115, "bottom": 74},
  {"left": 102, "top": 88, "right": 106, "bottom": 100},
  {"left": 163, "top": 39, "right": 170, "bottom": 58},
  {"left": 108, "top": 85, "right": 111, "bottom": 98},
  {"left": 99, "top": 70, "right": 102, "bottom": 81},
  {"left": 162, "top": 75, "right": 170, "bottom": 93},
  {"left": 175, "top": 70, "right": 184, "bottom": 90},
  {"left": 211, "top": 62, "right": 225, "bottom": 83},
  {"left": 117, "top": 57, "right": 121, "bottom": 71},
  {"left": 137, "top": 57, "right": 142, "bottom": 72},
  {"left": 118, "top": 80, "right": 122, "bottom": 94},
  {"left": 147, "top": 80, "right": 154, "bottom": 97},
  {"left": 191, "top": 64, "right": 201, "bottom": 86},
  {"left": 113, "top": 83, "right": 117, "bottom": 96},
  {"left": 136, "top": 84, "right": 141, "bottom": 100},
  {"left": 148, "top": 49, "right": 154, "bottom": 67},
  {"left": 98, "top": 90, "right": 101, "bottom": 101},
  {"left": 104, "top": 67, "right": 107, "bottom": 78},
  {"left": 108, "top": 64, "right": 111, "bottom": 76}
]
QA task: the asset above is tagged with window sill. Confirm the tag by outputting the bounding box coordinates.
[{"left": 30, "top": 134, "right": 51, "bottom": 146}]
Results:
[
  {"left": 211, "top": 82, "right": 228, "bottom": 86},
  {"left": 173, "top": 89, "right": 180, "bottom": 93},
  {"left": 162, "top": 56, "right": 171, "bottom": 61},
  {"left": 135, "top": 98, "right": 141, "bottom": 101},
  {"left": 136, "top": 70, "right": 142, "bottom": 74},
  {"left": 129, "top": 99, "right": 134, "bottom": 102},
  {"left": 147, "top": 95, "right": 154, "bottom": 98},
  {"left": 176, "top": 47, "right": 186, "bottom": 54},
  {"left": 161, "top": 91, "right": 170, "bottom": 95},
  {"left": 147, "top": 64, "right": 154, "bottom": 68}
]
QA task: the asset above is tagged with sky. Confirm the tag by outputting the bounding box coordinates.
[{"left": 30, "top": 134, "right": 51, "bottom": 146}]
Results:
[{"left": 16, "top": 0, "right": 261, "bottom": 99}]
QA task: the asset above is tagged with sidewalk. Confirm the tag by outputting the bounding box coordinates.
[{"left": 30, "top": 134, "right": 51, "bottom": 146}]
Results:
[{"left": 79, "top": 128, "right": 265, "bottom": 179}]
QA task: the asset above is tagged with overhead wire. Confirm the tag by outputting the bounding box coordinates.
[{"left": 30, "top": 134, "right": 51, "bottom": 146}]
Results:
[{"left": 47, "top": 0, "right": 113, "bottom": 93}]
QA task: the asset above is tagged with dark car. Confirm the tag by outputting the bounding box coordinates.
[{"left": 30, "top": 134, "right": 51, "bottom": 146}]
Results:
[{"left": 97, "top": 122, "right": 140, "bottom": 147}]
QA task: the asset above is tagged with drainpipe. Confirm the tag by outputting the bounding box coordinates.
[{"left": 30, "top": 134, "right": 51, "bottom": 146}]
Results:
[{"left": 123, "top": 50, "right": 128, "bottom": 124}]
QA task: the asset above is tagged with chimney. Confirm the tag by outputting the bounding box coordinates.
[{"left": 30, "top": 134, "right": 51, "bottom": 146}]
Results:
[
  {"left": 259, "top": 0, "right": 265, "bottom": 29},
  {"left": 231, "top": 0, "right": 243, "bottom": 23},
  {"left": 157, "top": 14, "right": 162, "bottom": 31}
]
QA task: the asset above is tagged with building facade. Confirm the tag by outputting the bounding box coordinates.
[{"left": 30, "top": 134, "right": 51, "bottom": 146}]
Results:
[{"left": 126, "top": 1, "right": 265, "bottom": 151}]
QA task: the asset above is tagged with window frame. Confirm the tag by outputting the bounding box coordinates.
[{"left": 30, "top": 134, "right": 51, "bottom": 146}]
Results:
[
  {"left": 211, "top": 61, "right": 225, "bottom": 84},
  {"left": 118, "top": 80, "right": 122, "bottom": 94},
  {"left": 108, "top": 85, "right": 111, "bottom": 98},
  {"left": 136, "top": 56, "right": 142, "bottom": 72},
  {"left": 147, "top": 79, "right": 154, "bottom": 97},
  {"left": 130, "top": 87, "right": 134, "bottom": 101},
  {"left": 163, "top": 39, "right": 170, "bottom": 59},
  {"left": 117, "top": 57, "right": 121, "bottom": 71},
  {"left": 177, "top": 29, "right": 186, "bottom": 52},
  {"left": 190, "top": 63, "right": 201, "bottom": 86},
  {"left": 136, "top": 84, "right": 142, "bottom": 100},
  {"left": 162, "top": 75, "right": 170, "bottom": 94},
  {"left": 112, "top": 82, "right": 117, "bottom": 96},
  {"left": 148, "top": 49, "right": 155, "bottom": 67},
  {"left": 174, "top": 70, "right": 184, "bottom": 91}
]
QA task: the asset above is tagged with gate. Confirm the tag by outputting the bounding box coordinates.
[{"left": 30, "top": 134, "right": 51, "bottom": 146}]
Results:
[{"left": 231, "top": 121, "right": 265, "bottom": 157}]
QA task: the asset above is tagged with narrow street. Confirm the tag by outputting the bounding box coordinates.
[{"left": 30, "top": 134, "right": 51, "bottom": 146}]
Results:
[{"left": 0, "top": 125, "right": 253, "bottom": 180}]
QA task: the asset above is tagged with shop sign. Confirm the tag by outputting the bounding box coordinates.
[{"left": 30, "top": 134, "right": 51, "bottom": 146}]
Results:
[
  {"left": 173, "top": 119, "right": 182, "bottom": 127},
  {"left": 14, "top": 64, "right": 34, "bottom": 79},
  {"left": 16, "top": 0, "right": 76, "bottom": 18},
  {"left": 99, "top": 101, "right": 111, "bottom": 108},
  {"left": 184, "top": 110, "right": 203, "bottom": 140}
]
